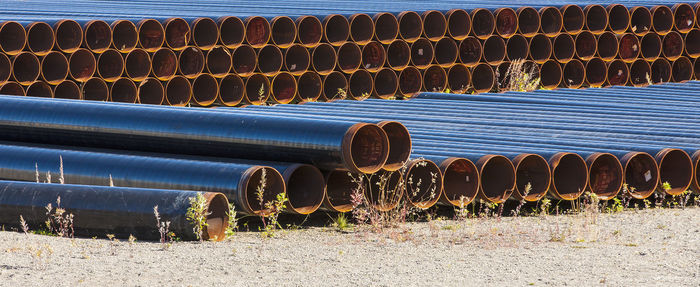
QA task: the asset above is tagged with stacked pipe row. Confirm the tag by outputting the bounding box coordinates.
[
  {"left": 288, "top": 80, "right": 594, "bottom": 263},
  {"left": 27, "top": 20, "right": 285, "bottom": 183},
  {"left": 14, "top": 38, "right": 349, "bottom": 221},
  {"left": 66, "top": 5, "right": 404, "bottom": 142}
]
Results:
[
  {"left": 0, "top": 95, "right": 399, "bottom": 238},
  {"left": 1, "top": 2, "right": 700, "bottom": 105},
  {"left": 240, "top": 81, "right": 700, "bottom": 210}
]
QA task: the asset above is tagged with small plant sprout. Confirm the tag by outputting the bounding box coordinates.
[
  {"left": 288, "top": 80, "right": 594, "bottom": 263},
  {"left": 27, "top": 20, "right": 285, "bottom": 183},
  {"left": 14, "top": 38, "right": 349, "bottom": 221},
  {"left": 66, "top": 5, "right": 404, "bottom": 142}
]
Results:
[
  {"left": 186, "top": 192, "right": 210, "bottom": 242},
  {"left": 332, "top": 88, "right": 348, "bottom": 101},
  {"left": 35, "top": 163, "right": 39, "bottom": 183},
  {"left": 224, "top": 203, "right": 238, "bottom": 239},
  {"left": 153, "top": 205, "right": 174, "bottom": 248},
  {"left": 359, "top": 92, "right": 371, "bottom": 100},
  {"left": 128, "top": 234, "right": 137, "bottom": 244},
  {"left": 512, "top": 182, "right": 532, "bottom": 216},
  {"left": 661, "top": 182, "right": 672, "bottom": 193},
  {"left": 109, "top": 175, "right": 114, "bottom": 187},
  {"left": 19, "top": 215, "right": 29, "bottom": 235},
  {"left": 538, "top": 198, "right": 552, "bottom": 216},
  {"left": 258, "top": 84, "right": 265, "bottom": 102},
  {"left": 500, "top": 59, "right": 541, "bottom": 92},
  {"left": 333, "top": 213, "right": 352, "bottom": 232},
  {"left": 455, "top": 196, "right": 470, "bottom": 220},
  {"left": 44, "top": 197, "right": 74, "bottom": 238},
  {"left": 45, "top": 171, "right": 51, "bottom": 183},
  {"left": 58, "top": 155, "right": 64, "bottom": 184}
]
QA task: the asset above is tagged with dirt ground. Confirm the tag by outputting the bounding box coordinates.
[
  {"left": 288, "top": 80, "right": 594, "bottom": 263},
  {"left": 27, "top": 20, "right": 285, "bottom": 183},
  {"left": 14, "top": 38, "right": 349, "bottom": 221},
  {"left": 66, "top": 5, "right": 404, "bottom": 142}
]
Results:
[{"left": 0, "top": 207, "right": 698, "bottom": 286}]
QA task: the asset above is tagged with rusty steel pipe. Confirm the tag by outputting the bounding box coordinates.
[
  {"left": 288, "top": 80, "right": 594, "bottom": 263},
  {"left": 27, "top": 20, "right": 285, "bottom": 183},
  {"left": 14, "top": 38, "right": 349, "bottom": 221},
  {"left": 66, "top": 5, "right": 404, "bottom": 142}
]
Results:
[
  {"left": 347, "top": 69, "right": 373, "bottom": 100},
  {"left": 562, "top": 59, "right": 585, "bottom": 88},
  {"left": 652, "top": 149, "right": 691, "bottom": 196},
  {"left": 68, "top": 48, "right": 96, "bottom": 82},
  {"left": 177, "top": 46, "right": 205, "bottom": 79},
  {"left": 283, "top": 44, "right": 310, "bottom": 76},
  {"left": 296, "top": 16, "right": 322, "bottom": 48},
  {"left": 363, "top": 170, "right": 403, "bottom": 211},
  {"left": 475, "top": 155, "right": 516, "bottom": 203},
  {"left": 26, "top": 81, "right": 53, "bottom": 98},
  {"left": 385, "top": 39, "right": 410, "bottom": 70},
  {"left": 458, "top": 36, "right": 482, "bottom": 67},
  {"left": 540, "top": 59, "right": 563, "bottom": 89},
  {"left": 651, "top": 5, "right": 674, "bottom": 35},
  {"left": 575, "top": 31, "right": 597, "bottom": 60},
  {"left": 96, "top": 49, "right": 124, "bottom": 82},
  {"left": 422, "top": 10, "right": 447, "bottom": 41},
  {"left": 336, "top": 42, "right": 362, "bottom": 73},
  {"left": 124, "top": 48, "right": 151, "bottom": 81},
  {"left": 421, "top": 65, "right": 447, "bottom": 92},
  {"left": 402, "top": 159, "right": 443, "bottom": 209},
  {"left": 25, "top": 22, "right": 54, "bottom": 56},
  {"left": 321, "top": 170, "right": 363, "bottom": 213},
  {"left": 191, "top": 18, "right": 218, "bottom": 50},
  {"left": 539, "top": 7, "right": 563, "bottom": 37},
  {"left": 373, "top": 12, "right": 398, "bottom": 44},
  {"left": 163, "top": 18, "right": 190, "bottom": 51},
  {"left": 111, "top": 20, "right": 137, "bottom": 53},
  {"left": 446, "top": 63, "right": 470, "bottom": 94},
  {"left": 109, "top": 77, "right": 137, "bottom": 103},
  {"left": 695, "top": 57, "right": 700, "bottom": 80},
  {"left": 205, "top": 45, "right": 231, "bottom": 78},
  {"left": 471, "top": 63, "right": 495, "bottom": 93},
  {"left": 398, "top": 66, "right": 422, "bottom": 96},
  {"left": 584, "top": 153, "right": 624, "bottom": 200},
  {"left": 12, "top": 52, "right": 40, "bottom": 85},
  {"left": 0, "top": 82, "right": 24, "bottom": 96},
  {"left": 323, "top": 14, "right": 349, "bottom": 46},
  {"left": 0, "top": 54, "right": 10, "bottom": 84},
  {"left": 607, "top": 59, "right": 629, "bottom": 86},
  {"left": 561, "top": 5, "right": 585, "bottom": 34},
  {"left": 495, "top": 60, "right": 538, "bottom": 91},
  {"left": 508, "top": 154, "right": 552, "bottom": 201},
  {"left": 506, "top": 34, "right": 529, "bottom": 61},
  {"left": 83, "top": 20, "right": 111, "bottom": 53},
  {"left": 217, "top": 74, "right": 244, "bottom": 106},
  {"left": 673, "top": 3, "right": 696, "bottom": 33},
  {"left": 553, "top": 33, "right": 575, "bottom": 63},
  {"left": 218, "top": 16, "right": 245, "bottom": 49},
  {"left": 270, "top": 72, "right": 297, "bottom": 104},
  {"left": 685, "top": 29, "right": 700, "bottom": 58},
  {"left": 296, "top": 71, "right": 322, "bottom": 102},
  {"left": 517, "top": 7, "right": 540, "bottom": 37},
  {"left": 0, "top": 21, "right": 26, "bottom": 55},
  {"left": 398, "top": 11, "right": 423, "bottom": 42},
  {"left": 529, "top": 34, "right": 552, "bottom": 64},
  {"left": 630, "top": 6, "right": 652, "bottom": 36},
  {"left": 256, "top": 44, "right": 283, "bottom": 76},
  {"left": 585, "top": 57, "right": 608, "bottom": 87},
  {"left": 697, "top": 3, "right": 700, "bottom": 29},
  {"left": 618, "top": 33, "right": 641, "bottom": 63},
  {"left": 446, "top": 9, "right": 471, "bottom": 40},
  {"left": 245, "top": 16, "right": 270, "bottom": 48},
  {"left": 231, "top": 44, "right": 257, "bottom": 77},
  {"left": 372, "top": 68, "right": 397, "bottom": 99},
  {"left": 662, "top": 31, "right": 684, "bottom": 60},
  {"left": 640, "top": 33, "right": 662, "bottom": 61},
  {"left": 629, "top": 59, "right": 652, "bottom": 86},
  {"left": 650, "top": 58, "right": 672, "bottom": 84},
  {"left": 672, "top": 56, "right": 693, "bottom": 82},
  {"left": 40, "top": 51, "right": 69, "bottom": 85},
  {"left": 244, "top": 73, "right": 270, "bottom": 104},
  {"left": 190, "top": 73, "right": 219, "bottom": 106},
  {"left": 137, "top": 19, "right": 164, "bottom": 52},
  {"left": 429, "top": 157, "right": 479, "bottom": 206},
  {"left": 482, "top": 35, "right": 506, "bottom": 65},
  {"left": 311, "top": 43, "right": 337, "bottom": 75},
  {"left": 81, "top": 77, "right": 109, "bottom": 101},
  {"left": 53, "top": 20, "right": 82, "bottom": 53},
  {"left": 165, "top": 75, "right": 192, "bottom": 106},
  {"left": 544, "top": 153, "right": 588, "bottom": 201},
  {"left": 270, "top": 16, "right": 296, "bottom": 48},
  {"left": 597, "top": 31, "right": 619, "bottom": 61},
  {"left": 607, "top": 4, "right": 631, "bottom": 34},
  {"left": 584, "top": 5, "right": 609, "bottom": 35},
  {"left": 495, "top": 8, "right": 518, "bottom": 38},
  {"left": 137, "top": 77, "right": 164, "bottom": 105},
  {"left": 321, "top": 71, "right": 347, "bottom": 101},
  {"left": 53, "top": 80, "right": 81, "bottom": 99},
  {"left": 470, "top": 8, "right": 495, "bottom": 40},
  {"left": 361, "top": 41, "right": 386, "bottom": 72},
  {"left": 349, "top": 13, "right": 374, "bottom": 45},
  {"left": 433, "top": 37, "right": 458, "bottom": 67}
]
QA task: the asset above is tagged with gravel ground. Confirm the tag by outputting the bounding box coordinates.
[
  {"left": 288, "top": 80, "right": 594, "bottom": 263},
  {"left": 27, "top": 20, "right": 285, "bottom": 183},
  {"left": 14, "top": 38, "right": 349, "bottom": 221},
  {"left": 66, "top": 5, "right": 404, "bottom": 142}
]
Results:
[{"left": 0, "top": 207, "right": 698, "bottom": 286}]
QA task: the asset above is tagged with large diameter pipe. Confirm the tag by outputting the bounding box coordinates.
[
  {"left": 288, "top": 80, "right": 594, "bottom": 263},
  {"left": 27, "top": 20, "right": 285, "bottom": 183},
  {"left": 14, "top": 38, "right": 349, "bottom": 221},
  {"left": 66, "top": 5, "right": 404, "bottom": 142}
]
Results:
[
  {"left": 540, "top": 59, "right": 563, "bottom": 89},
  {"left": 205, "top": 46, "right": 231, "bottom": 78},
  {"left": 372, "top": 68, "right": 398, "bottom": 99},
  {"left": 386, "top": 39, "right": 410, "bottom": 70},
  {"left": 0, "top": 21, "right": 26, "bottom": 55},
  {"left": 296, "top": 16, "right": 322, "bottom": 48},
  {"left": 151, "top": 48, "right": 177, "bottom": 81},
  {"left": 336, "top": 42, "right": 362, "bottom": 73},
  {"left": 685, "top": 29, "right": 700, "bottom": 58},
  {"left": 422, "top": 10, "right": 447, "bottom": 41},
  {"left": 361, "top": 41, "right": 386, "bottom": 72},
  {"left": 323, "top": 14, "right": 349, "bottom": 46},
  {"left": 630, "top": 6, "right": 652, "bottom": 36},
  {"left": 529, "top": 34, "right": 552, "bottom": 64},
  {"left": 40, "top": 51, "right": 69, "bottom": 85},
  {"left": 422, "top": 65, "right": 447, "bottom": 92},
  {"left": 410, "top": 38, "right": 434, "bottom": 68},
  {"left": 458, "top": 37, "right": 482, "bottom": 67},
  {"left": 270, "top": 72, "right": 297, "bottom": 104},
  {"left": 539, "top": 6, "right": 563, "bottom": 37},
  {"left": 54, "top": 20, "right": 83, "bottom": 53},
  {"left": 243, "top": 73, "right": 270, "bottom": 104},
  {"left": 373, "top": 12, "right": 398, "bottom": 44},
  {"left": 191, "top": 73, "right": 218, "bottom": 106},
  {"left": 517, "top": 7, "right": 540, "bottom": 37},
  {"left": 398, "top": 66, "right": 423, "bottom": 96},
  {"left": 26, "top": 81, "right": 53, "bottom": 98},
  {"left": 585, "top": 57, "right": 607, "bottom": 87},
  {"left": 137, "top": 19, "right": 164, "bottom": 52},
  {"left": 422, "top": 156, "right": 479, "bottom": 206},
  {"left": 482, "top": 35, "right": 506, "bottom": 65},
  {"left": 597, "top": 31, "right": 619, "bottom": 61},
  {"left": 218, "top": 16, "right": 245, "bottom": 49},
  {"left": 217, "top": 74, "right": 244, "bottom": 106},
  {"left": 663, "top": 31, "right": 684, "bottom": 60},
  {"left": 165, "top": 75, "right": 192, "bottom": 106},
  {"left": 123, "top": 48, "right": 151, "bottom": 82},
  {"left": 672, "top": 56, "right": 693, "bottom": 82},
  {"left": 347, "top": 69, "right": 373, "bottom": 100},
  {"left": 561, "top": 5, "right": 585, "bottom": 34},
  {"left": 575, "top": 31, "right": 597, "bottom": 60},
  {"left": 111, "top": 20, "right": 137, "bottom": 53},
  {"left": 96, "top": 49, "right": 124, "bottom": 82},
  {"left": 471, "top": 63, "right": 496, "bottom": 93},
  {"left": 470, "top": 8, "right": 495, "bottom": 40},
  {"left": 607, "top": 4, "right": 631, "bottom": 34},
  {"left": 284, "top": 44, "right": 310, "bottom": 76},
  {"left": 506, "top": 34, "right": 529, "bottom": 61},
  {"left": 0, "top": 95, "right": 389, "bottom": 174},
  {"left": 270, "top": 16, "right": 296, "bottom": 48},
  {"left": 110, "top": 77, "right": 137, "bottom": 103},
  {"left": 349, "top": 13, "right": 374, "bottom": 45},
  {"left": 12, "top": 52, "right": 40, "bottom": 86},
  {"left": 651, "top": 5, "right": 674, "bottom": 35},
  {"left": 402, "top": 159, "right": 442, "bottom": 209},
  {"left": 447, "top": 64, "right": 470, "bottom": 94},
  {"left": 607, "top": 59, "right": 629, "bottom": 86},
  {"left": 0, "top": 180, "right": 229, "bottom": 241},
  {"left": 231, "top": 44, "right": 257, "bottom": 77},
  {"left": 296, "top": 71, "right": 322, "bottom": 102},
  {"left": 26, "top": 22, "right": 54, "bottom": 56},
  {"left": 629, "top": 59, "right": 652, "bottom": 87},
  {"left": 651, "top": 58, "right": 672, "bottom": 84},
  {"left": 311, "top": 43, "right": 337, "bottom": 75},
  {"left": 673, "top": 3, "right": 696, "bottom": 33},
  {"left": 553, "top": 33, "right": 575, "bottom": 63},
  {"left": 53, "top": 80, "right": 81, "bottom": 100},
  {"left": 321, "top": 71, "right": 347, "bottom": 101},
  {"left": 562, "top": 59, "right": 585, "bottom": 89},
  {"left": 83, "top": 20, "right": 112, "bottom": 53},
  {"left": 321, "top": 170, "right": 365, "bottom": 213},
  {"left": 137, "top": 78, "right": 164, "bottom": 105},
  {"left": 446, "top": 9, "right": 471, "bottom": 40},
  {"left": 495, "top": 8, "right": 518, "bottom": 38},
  {"left": 68, "top": 48, "right": 96, "bottom": 82},
  {"left": 178, "top": 46, "right": 205, "bottom": 79},
  {"left": 257, "top": 44, "right": 283, "bottom": 76},
  {"left": 0, "top": 82, "right": 24, "bottom": 97},
  {"left": 641, "top": 33, "right": 662, "bottom": 61},
  {"left": 163, "top": 18, "right": 190, "bottom": 51},
  {"left": 584, "top": 5, "right": 609, "bottom": 35},
  {"left": 618, "top": 33, "right": 640, "bottom": 63},
  {"left": 191, "top": 17, "right": 218, "bottom": 50},
  {"left": 398, "top": 11, "right": 423, "bottom": 42},
  {"left": 81, "top": 77, "right": 109, "bottom": 101},
  {"left": 245, "top": 16, "right": 270, "bottom": 48}
]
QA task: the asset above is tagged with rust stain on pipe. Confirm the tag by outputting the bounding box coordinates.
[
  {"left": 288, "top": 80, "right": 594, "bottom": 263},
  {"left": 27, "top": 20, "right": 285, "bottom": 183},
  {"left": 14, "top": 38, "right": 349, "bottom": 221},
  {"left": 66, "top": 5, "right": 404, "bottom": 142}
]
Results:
[
  {"left": 96, "top": 49, "right": 124, "bottom": 82},
  {"left": 81, "top": 77, "right": 109, "bottom": 101},
  {"left": 398, "top": 66, "right": 422, "bottom": 96},
  {"left": 245, "top": 16, "right": 270, "bottom": 48},
  {"left": 137, "top": 19, "right": 164, "bottom": 52},
  {"left": 495, "top": 8, "right": 518, "bottom": 38},
  {"left": 218, "top": 16, "right": 245, "bottom": 49},
  {"left": 111, "top": 20, "right": 137, "bottom": 53},
  {"left": 373, "top": 12, "right": 398, "bottom": 44},
  {"left": 349, "top": 13, "right": 374, "bottom": 45},
  {"left": 270, "top": 72, "right": 297, "bottom": 104},
  {"left": 164, "top": 18, "right": 190, "bottom": 51},
  {"left": 217, "top": 74, "right": 244, "bottom": 106},
  {"left": 40, "top": 51, "right": 69, "bottom": 85},
  {"left": 137, "top": 77, "right": 164, "bottom": 105},
  {"left": 470, "top": 8, "right": 495, "bottom": 40},
  {"left": 372, "top": 68, "right": 397, "bottom": 99},
  {"left": 124, "top": 48, "right": 151, "bottom": 81},
  {"left": 205, "top": 45, "right": 232, "bottom": 78},
  {"left": 83, "top": 20, "right": 112, "bottom": 53},
  {"left": 650, "top": 58, "right": 672, "bottom": 84},
  {"left": 386, "top": 39, "right": 410, "bottom": 70},
  {"left": 270, "top": 16, "right": 296, "bottom": 48},
  {"left": 347, "top": 69, "right": 373, "bottom": 100},
  {"left": 607, "top": 59, "right": 629, "bottom": 86},
  {"left": 296, "top": 16, "right": 322, "bottom": 48}
]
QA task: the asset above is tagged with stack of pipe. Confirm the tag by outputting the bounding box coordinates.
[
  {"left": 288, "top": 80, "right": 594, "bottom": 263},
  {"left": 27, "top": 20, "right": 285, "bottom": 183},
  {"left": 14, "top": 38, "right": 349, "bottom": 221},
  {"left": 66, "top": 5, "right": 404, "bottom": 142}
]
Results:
[{"left": 0, "top": 1, "right": 699, "bottom": 105}]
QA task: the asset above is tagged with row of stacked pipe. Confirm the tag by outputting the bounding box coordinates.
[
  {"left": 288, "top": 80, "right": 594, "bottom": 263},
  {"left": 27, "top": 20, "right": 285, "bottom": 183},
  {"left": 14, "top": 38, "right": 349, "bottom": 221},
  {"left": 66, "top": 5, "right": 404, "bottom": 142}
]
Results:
[
  {"left": 2, "top": 3, "right": 700, "bottom": 105},
  {"left": 1, "top": 81, "right": 699, "bottom": 240}
]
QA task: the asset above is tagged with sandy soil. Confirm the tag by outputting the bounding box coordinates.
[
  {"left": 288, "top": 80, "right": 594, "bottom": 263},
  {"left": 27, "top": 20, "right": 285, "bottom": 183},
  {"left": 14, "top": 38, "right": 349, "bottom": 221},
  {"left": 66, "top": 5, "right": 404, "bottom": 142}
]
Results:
[{"left": 0, "top": 207, "right": 698, "bottom": 286}]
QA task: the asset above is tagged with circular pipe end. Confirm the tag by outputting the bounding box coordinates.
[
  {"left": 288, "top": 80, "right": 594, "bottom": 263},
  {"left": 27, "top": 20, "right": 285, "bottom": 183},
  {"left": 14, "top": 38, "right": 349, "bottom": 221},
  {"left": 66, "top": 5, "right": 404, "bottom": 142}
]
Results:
[
  {"left": 512, "top": 153, "right": 551, "bottom": 202},
  {"left": 192, "top": 17, "right": 219, "bottom": 50},
  {"left": 438, "top": 157, "right": 479, "bottom": 206},
  {"left": 584, "top": 5, "right": 608, "bottom": 34},
  {"left": 373, "top": 12, "right": 398, "bottom": 44},
  {"left": 322, "top": 170, "right": 363, "bottom": 213},
  {"left": 342, "top": 123, "right": 389, "bottom": 174},
  {"left": 84, "top": 20, "right": 112, "bottom": 53},
  {"left": 495, "top": 8, "right": 518, "bottom": 38},
  {"left": 26, "top": 22, "right": 55, "bottom": 56},
  {"left": 218, "top": 16, "right": 245, "bottom": 49},
  {"left": 470, "top": 9, "right": 495, "bottom": 40},
  {"left": 111, "top": 20, "right": 137, "bottom": 53},
  {"left": 164, "top": 18, "right": 191, "bottom": 50},
  {"left": 137, "top": 19, "right": 165, "bottom": 52},
  {"left": 240, "top": 166, "right": 286, "bottom": 216},
  {"left": 607, "top": 4, "right": 630, "bottom": 33},
  {"left": 620, "top": 152, "right": 659, "bottom": 199},
  {"left": 202, "top": 192, "right": 229, "bottom": 242},
  {"left": 82, "top": 77, "right": 109, "bottom": 101},
  {"left": 218, "top": 74, "right": 244, "bottom": 106},
  {"left": 137, "top": 78, "right": 164, "bottom": 105},
  {"left": 376, "top": 121, "right": 411, "bottom": 171},
  {"left": 296, "top": 16, "right": 322, "bottom": 48},
  {"left": 54, "top": 19, "right": 83, "bottom": 53},
  {"left": 0, "top": 21, "right": 27, "bottom": 55},
  {"left": 655, "top": 148, "right": 693, "bottom": 196},
  {"left": 349, "top": 13, "right": 374, "bottom": 44},
  {"left": 586, "top": 153, "right": 623, "bottom": 200},
  {"left": 280, "top": 164, "right": 325, "bottom": 215},
  {"left": 548, "top": 152, "right": 588, "bottom": 201},
  {"left": 476, "top": 155, "right": 516, "bottom": 203},
  {"left": 367, "top": 170, "right": 403, "bottom": 211},
  {"left": 404, "top": 159, "right": 442, "bottom": 209}
]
